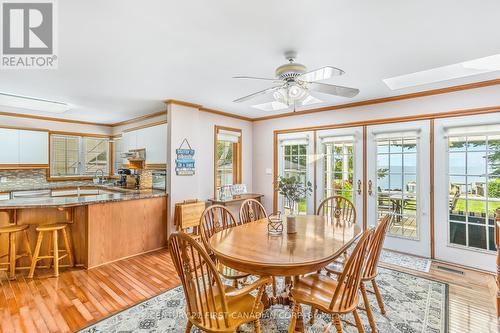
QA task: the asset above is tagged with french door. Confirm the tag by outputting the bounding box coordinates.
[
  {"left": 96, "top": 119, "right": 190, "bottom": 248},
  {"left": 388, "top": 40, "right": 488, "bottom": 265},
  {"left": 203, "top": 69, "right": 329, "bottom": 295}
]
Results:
[
  {"left": 276, "top": 131, "right": 315, "bottom": 214},
  {"left": 366, "top": 121, "right": 431, "bottom": 257},
  {"left": 434, "top": 114, "right": 499, "bottom": 271},
  {"left": 315, "top": 127, "right": 364, "bottom": 222}
]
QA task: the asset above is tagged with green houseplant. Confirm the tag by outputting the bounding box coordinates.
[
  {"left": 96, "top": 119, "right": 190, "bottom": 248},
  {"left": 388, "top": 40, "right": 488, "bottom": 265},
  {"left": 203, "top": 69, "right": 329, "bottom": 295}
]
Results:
[{"left": 276, "top": 176, "right": 313, "bottom": 216}]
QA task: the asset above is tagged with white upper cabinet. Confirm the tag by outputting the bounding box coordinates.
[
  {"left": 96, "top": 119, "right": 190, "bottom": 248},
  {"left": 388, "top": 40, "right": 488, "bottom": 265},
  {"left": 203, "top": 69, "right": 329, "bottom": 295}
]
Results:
[
  {"left": 121, "top": 123, "right": 167, "bottom": 164},
  {"left": 0, "top": 128, "right": 19, "bottom": 164},
  {"left": 0, "top": 128, "right": 48, "bottom": 165},
  {"left": 19, "top": 131, "right": 48, "bottom": 164}
]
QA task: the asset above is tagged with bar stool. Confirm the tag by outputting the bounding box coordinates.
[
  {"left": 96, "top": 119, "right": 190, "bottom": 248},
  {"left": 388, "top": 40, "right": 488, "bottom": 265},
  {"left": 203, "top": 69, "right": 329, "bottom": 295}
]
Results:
[
  {"left": 0, "top": 224, "right": 32, "bottom": 280},
  {"left": 28, "top": 223, "right": 74, "bottom": 278}
]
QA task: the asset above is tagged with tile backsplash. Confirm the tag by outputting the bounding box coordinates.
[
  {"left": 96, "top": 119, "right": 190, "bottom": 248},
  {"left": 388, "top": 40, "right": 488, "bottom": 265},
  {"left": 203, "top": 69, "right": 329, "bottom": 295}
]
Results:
[{"left": 0, "top": 169, "right": 94, "bottom": 191}]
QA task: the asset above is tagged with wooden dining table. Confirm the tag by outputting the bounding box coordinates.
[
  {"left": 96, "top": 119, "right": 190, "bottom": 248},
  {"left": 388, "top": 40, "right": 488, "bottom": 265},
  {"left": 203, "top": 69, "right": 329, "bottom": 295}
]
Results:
[{"left": 209, "top": 215, "right": 362, "bottom": 332}]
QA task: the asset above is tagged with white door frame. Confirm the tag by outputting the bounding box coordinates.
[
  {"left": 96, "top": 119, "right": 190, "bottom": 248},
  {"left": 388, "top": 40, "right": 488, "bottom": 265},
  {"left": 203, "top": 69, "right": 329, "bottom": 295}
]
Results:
[
  {"left": 434, "top": 114, "right": 499, "bottom": 272},
  {"left": 366, "top": 120, "right": 431, "bottom": 257},
  {"left": 315, "top": 126, "right": 364, "bottom": 223}
]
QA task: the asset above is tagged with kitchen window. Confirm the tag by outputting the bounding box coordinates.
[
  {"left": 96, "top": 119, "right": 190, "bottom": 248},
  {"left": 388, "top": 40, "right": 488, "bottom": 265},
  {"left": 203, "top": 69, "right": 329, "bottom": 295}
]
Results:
[
  {"left": 214, "top": 126, "right": 242, "bottom": 193},
  {"left": 50, "top": 134, "right": 110, "bottom": 177}
]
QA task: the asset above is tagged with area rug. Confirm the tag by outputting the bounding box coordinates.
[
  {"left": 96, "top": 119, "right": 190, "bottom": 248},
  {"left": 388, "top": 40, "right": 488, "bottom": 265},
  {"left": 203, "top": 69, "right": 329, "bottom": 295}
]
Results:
[
  {"left": 380, "top": 250, "right": 432, "bottom": 273},
  {"left": 78, "top": 268, "right": 448, "bottom": 333}
]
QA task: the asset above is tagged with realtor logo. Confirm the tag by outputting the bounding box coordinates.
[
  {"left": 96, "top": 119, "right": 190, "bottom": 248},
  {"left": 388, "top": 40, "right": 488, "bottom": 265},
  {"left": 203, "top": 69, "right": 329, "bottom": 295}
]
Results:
[{"left": 1, "top": 0, "right": 57, "bottom": 68}]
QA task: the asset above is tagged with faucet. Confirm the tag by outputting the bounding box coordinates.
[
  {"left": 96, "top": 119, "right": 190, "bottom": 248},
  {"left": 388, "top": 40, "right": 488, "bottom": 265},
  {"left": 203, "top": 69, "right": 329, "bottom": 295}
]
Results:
[{"left": 94, "top": 169, "right": 104, "bottom": 184}]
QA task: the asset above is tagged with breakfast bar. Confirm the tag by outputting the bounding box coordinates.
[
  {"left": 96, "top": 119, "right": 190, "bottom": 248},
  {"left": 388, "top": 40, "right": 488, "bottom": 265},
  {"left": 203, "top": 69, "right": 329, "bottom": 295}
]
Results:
[{"left": 0, "top": 186, "right": 168, "bottom": 270}]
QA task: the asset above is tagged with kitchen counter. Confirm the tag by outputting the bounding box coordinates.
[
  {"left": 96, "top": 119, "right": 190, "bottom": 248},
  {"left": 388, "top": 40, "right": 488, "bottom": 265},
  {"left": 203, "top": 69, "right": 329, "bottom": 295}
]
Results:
[{"left": 0, "top": 188, "right": 167, "bottom": 209}]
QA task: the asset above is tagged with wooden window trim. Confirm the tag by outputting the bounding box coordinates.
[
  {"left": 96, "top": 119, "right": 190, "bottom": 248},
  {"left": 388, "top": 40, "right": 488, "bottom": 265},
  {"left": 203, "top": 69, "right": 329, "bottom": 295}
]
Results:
[
  {"left": 214, "top": 125, "right": 242, "bottom": 196},
  {"left": 48, "top": 132, "right": 112, "bottom": 181}
]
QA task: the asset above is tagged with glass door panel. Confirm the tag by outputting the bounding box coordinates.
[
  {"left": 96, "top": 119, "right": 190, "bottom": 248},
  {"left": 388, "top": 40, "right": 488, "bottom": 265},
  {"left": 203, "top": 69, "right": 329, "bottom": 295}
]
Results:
[
  {"left": 434, "top": 115, "right": 500, "bottom": 272},
  {"left": 367, "top": 120, "right": 430, "bottom": 257},
  {"left": 277, "top": 131, "right": 315, "bottom": 215},
  {"left": 316, "top": 127, "right": 364, "bottom": 220}
]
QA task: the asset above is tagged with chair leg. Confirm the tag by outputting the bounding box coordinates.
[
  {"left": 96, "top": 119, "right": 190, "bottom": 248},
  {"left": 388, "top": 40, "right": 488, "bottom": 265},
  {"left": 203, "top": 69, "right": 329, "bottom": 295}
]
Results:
[
  {"left": 371, "top": 279, "right": 386, "bottom": 315},
  {"left": 28, "top": 232, "right": 44, "bottom": 279},
  {"left": 61, "top": 228, "right": 74, "bottom": 267},
  {"left": 52, "top": 230, "right": 59, "bottom": 277},
  {"left": 23, "top": 230, "right": 33, "bottom": 262},
  {"left": 360, "top": 282, "right": 377, "bottom": 332},
  {"left": 272, "top": 276, "right": 277, "bottom": 297},
  {"left": 184, "top": 320, "right": 192, "bottom": 333},
  {"left": 46, "top": 231, "right": 53, "bottom": 268},
  {"left": 254, "top": 318, "right": 261, "bottom": 333},
  {"left": 8, "top": 232, "right": 16, "bottom": 280},
  {"left": 310, "top": 307, "right": 317, "bottom": 324},
  {"left": 232, "top": 279, "right": 238, "bottom": 288},
  {"left": 288, "top": 302, "right": 299, "bottom": 333},
  {"left": 333, "top": 314, "right": 343, "bottom": 333},
  {"left": 353, "top": 309, "right": 365, "bottom": 333}
]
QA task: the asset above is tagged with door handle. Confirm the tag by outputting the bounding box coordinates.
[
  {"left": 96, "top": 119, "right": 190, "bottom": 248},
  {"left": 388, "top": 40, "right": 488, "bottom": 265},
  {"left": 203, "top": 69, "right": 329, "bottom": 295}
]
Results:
[
  {"left": 368, "top": 180, "right": 373, "bottom": 196},
  {"left": 357, "top": 180, "right": 362, "bottom": 195}
]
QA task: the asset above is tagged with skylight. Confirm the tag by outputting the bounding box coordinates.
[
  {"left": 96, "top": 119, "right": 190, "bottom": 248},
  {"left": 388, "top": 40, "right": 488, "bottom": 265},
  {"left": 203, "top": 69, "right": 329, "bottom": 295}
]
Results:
[{"left": 383, "top": 53, "right": 500, "bottom": 90}]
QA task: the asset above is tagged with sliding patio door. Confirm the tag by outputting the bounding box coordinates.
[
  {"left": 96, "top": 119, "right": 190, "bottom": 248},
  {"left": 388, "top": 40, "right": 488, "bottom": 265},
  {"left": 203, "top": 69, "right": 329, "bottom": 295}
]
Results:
[
  {"left": 276, "top": 131, "right": 315, "bottom": 214},
  {"left": 315, "top": 127, "right": 364, "bottom": 222},
  {"left": 434, "top": 114, "right": 500, "bottom": 272},
  {"left": 366, "top": 121, "right": 431, "bottom": 257}
]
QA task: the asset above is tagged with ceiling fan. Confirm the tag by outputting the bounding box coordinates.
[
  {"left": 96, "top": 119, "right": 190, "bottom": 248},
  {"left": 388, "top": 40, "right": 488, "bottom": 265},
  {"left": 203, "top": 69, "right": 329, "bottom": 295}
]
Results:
[{"left": 233, "top": 51, "right": 359, "bottom": 111}]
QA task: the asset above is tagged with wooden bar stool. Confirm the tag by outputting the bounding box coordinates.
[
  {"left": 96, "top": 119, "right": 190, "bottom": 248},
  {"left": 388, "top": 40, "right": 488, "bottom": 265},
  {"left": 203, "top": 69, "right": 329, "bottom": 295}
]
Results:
[
  {"left": 0, "top": 224, "right": 32, "bottom": 280},
  {"left": 28, "top": 223, "right": 74, "bottom": 278}
]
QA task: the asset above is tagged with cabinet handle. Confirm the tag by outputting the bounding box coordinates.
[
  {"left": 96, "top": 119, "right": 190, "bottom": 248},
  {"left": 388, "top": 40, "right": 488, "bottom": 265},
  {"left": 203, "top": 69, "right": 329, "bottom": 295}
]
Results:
[
  {"left": 357, "top": 180, "right": 362, "bottom": 195},
  {"left": 368, "top": 180, "right": 373, "bottom": 196}
]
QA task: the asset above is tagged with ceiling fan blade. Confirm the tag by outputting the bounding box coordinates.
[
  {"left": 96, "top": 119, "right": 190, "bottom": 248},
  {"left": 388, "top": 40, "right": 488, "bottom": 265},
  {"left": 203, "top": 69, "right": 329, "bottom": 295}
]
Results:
[
  {"left": 298, "top": 66, "right": 344, "bottom": 82},
  {"left": 233, "top": 86, "right": 283, "bottom": 103},
  {"left": 233, "top": 76, "right": 282, "bottom": 82},
  {"left": 309, "top": 82, "right": 360, "bottom": 98},
  {"left": 252, "top": 101, "right": 289, "bottom": 111}
]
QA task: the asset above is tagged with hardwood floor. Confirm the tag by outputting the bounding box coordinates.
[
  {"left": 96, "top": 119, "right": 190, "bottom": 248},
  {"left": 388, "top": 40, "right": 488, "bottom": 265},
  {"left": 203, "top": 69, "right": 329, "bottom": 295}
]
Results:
[
  {"left": 0, "top": 250, "right": 179, "bottom": 333},
  {"left": 0, "top": 248, "right": 498, "bottom": 333}
]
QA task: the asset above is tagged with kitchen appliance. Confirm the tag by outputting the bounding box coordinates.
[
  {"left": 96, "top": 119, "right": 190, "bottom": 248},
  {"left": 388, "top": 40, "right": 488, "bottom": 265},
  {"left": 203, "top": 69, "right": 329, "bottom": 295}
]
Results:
[
  {"left": 122, "top": 148, "right": 146, "bottom": 161},
  {"left": 116, "top": 168, "right": 131, "bottom": 187}
]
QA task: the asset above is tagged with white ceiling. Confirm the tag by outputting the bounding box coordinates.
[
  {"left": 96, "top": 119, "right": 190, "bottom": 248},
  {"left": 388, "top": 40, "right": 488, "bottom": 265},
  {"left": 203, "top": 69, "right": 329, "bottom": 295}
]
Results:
[{"left": 1, "top": 0, "right": 500, "bottom": 123}]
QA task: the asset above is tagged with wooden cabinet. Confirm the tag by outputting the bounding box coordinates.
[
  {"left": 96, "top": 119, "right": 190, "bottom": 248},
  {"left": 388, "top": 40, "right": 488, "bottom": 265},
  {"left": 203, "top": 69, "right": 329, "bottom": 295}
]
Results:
[
  {"left": 121, "top": 123, "right": 167, "bottom": 165},
  {"left": 19, "top": 130, "right": 48, "bottom": 164},
  {"left": 0, "top": 128, "right": 48, "bottom": 166}
]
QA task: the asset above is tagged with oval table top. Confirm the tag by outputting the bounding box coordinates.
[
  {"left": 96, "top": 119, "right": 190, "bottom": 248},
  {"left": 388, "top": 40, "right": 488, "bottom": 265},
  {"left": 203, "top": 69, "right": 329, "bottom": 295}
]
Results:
[{"left": 209, "top": 215, "right": 362, "bottom": 276}]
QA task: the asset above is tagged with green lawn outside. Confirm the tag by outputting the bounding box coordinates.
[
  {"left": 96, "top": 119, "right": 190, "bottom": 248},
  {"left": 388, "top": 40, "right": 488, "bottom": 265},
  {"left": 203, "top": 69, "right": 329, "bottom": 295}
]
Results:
[{"left": 454, "top": 199, "right": 500, "bottom": 215}]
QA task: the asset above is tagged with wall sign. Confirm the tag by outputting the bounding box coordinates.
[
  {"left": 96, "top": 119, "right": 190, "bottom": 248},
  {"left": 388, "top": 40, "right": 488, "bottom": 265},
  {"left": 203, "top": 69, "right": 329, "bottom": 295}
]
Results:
[{"left": 175, "top": 138, "right": 195, "bottom": 176}]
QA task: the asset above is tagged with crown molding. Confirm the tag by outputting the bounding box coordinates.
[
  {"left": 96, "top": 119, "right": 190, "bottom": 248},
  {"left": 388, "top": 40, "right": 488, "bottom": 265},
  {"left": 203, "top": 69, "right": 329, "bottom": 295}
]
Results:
[
  {"left": 0, "top": 111, "right": 111, "bottom": 126},
  {"left": 110, "top": 110, "right": 167, "bottom": 127},
  {"left": 164, "top": 99, "right": 253, "bottom": 122}
]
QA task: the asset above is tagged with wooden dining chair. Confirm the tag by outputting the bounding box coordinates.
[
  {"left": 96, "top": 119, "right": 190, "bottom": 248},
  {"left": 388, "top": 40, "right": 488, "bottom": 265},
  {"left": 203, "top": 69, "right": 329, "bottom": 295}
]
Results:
[
  {"left": 199, "top": 205, "right": 251, "bottom": 287},
  {"left": 239, "top": 199, "right": 267, "bottom": 224},
  {"left": 289, "top": 229, "right": 374, "bottom": 333},
  {"left": 317, "top": 195, "right": 356, "bottom": 224},
  {"left": 323, "top": 214, "right": 393, "bottom": 332},
  {"left": 169, "top": 232, "right": 271, "bottom": 333}
]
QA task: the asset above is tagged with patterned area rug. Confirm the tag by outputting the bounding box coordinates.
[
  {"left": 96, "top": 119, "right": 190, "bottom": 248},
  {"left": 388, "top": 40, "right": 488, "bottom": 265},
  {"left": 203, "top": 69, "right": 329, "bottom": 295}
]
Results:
[
  {"left": 380, "top": 250, "right": 432, "bottom": 273},
  {"left": 79, "top": 268, "right": 448, "bottom": 333}
]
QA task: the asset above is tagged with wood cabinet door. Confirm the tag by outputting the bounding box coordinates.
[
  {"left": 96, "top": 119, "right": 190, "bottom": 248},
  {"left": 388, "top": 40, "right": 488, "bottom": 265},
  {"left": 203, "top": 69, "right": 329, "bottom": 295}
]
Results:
[{"left": 19, "top": 130, "right": 48, "bottom": 164}]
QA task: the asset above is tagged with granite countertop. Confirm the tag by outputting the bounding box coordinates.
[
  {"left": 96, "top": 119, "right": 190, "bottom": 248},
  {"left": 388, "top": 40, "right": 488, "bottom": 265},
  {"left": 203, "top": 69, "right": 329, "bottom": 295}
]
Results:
[{"left": 0, "top": 187, "right": 167, "bottom": 209}]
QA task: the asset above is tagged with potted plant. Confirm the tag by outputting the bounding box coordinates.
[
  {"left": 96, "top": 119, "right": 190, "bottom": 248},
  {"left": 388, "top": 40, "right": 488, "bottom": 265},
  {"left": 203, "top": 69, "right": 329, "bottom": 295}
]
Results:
[{"left": 275, "top": 176, "right": 313, "bottom": 233}]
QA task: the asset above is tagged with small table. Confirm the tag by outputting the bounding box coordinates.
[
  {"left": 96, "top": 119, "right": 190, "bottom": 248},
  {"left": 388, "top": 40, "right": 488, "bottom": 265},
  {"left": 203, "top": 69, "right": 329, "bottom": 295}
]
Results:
[
  {"left": 207, "top": 193, "right": 263, "bottom": 206},
  {"left": 209, "top": 215, "right": 361, "bottom": 332}
]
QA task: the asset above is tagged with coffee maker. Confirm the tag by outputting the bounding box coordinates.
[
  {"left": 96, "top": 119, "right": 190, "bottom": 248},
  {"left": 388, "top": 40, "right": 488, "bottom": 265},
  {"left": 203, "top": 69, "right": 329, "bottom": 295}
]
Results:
[{"left": 116, "top": 168, "right": 131, "bottom": 187}]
